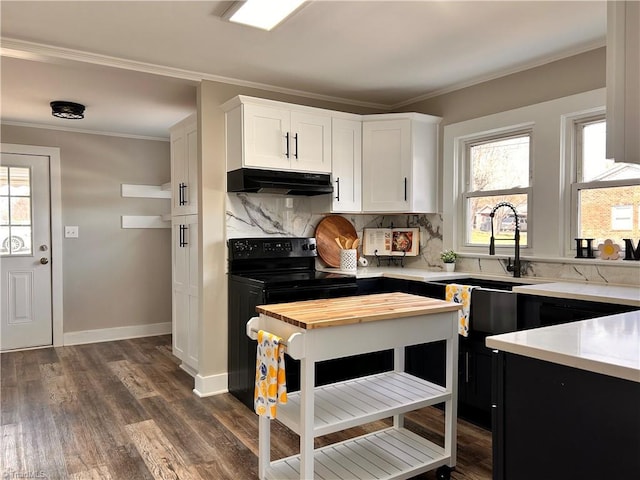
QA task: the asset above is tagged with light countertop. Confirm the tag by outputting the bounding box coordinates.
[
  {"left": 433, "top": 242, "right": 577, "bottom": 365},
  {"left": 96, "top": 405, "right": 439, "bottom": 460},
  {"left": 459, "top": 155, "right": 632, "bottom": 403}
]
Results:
[
  {"left": 321, "top": 266, "right": 639, "bottom": 306},
  {"left": 486, "top": 311, "right": 640, "bottom": 383},
  {"left": 512, "top": 282, "right": 640, "bottom": 307}
]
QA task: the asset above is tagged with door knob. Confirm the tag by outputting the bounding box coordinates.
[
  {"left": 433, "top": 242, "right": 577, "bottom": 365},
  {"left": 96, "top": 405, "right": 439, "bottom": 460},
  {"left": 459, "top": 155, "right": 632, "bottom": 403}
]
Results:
[{"left": 40, "top": 257, "right": 49, "bottom": 265}]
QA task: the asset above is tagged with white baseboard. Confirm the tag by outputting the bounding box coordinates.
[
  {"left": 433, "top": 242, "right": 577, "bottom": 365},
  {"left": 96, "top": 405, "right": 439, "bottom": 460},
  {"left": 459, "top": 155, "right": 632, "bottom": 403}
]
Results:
[
  {"left": 63, "top": 322, "right": 172, "bottom": 346},
  {"left": 193, "top": 372, "right": 228, "bottom": 397}
]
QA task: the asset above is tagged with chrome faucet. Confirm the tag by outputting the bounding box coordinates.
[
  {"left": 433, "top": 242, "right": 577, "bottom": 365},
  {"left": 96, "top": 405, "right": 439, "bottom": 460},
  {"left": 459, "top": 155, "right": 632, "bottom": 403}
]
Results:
[{"left": 489, "top": 201, "right": 521, "bottom": 278}]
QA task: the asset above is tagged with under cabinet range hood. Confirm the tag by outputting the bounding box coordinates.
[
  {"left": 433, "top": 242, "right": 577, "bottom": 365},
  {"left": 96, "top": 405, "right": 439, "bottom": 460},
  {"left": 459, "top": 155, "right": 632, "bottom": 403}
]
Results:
[{"left": 227, "top": 168, "right": 333, "bottom": 196}]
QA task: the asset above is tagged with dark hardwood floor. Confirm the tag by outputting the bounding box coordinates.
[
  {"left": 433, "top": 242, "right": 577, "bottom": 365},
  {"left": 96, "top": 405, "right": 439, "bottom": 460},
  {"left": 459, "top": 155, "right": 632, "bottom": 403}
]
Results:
[{"left": 1, "top": 335, "right": 492, "bottom": 479}]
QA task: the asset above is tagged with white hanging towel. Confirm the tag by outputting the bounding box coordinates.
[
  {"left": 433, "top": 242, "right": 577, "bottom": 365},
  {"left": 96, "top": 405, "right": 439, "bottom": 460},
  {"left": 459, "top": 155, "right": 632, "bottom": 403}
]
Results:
[{"left": 445, "top": 284, "right": 476, "bottom": 337}]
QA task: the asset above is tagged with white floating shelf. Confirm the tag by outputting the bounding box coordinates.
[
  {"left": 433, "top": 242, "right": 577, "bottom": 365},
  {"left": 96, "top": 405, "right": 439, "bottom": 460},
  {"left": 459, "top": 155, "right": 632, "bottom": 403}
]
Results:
[
  {"left": 121, "top": 215, "right": 170, "bottom": 229},
  {"left": 121, "top": 184, "right": 171, "bottom": 199}
]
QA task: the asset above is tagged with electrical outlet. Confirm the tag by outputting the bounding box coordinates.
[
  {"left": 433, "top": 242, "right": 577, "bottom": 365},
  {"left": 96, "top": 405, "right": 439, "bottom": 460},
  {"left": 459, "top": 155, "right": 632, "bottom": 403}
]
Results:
[{"left": 65, "top": 226, "right": 79, "bottom": 238}]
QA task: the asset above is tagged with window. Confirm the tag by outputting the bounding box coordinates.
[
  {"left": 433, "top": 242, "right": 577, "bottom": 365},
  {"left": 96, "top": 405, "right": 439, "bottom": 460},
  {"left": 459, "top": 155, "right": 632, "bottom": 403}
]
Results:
[
  {"left": 0, "top": 166, "right": 33, "bottom": 255},
  {"left": 463, "top": 132, "right": 531, "bottom": 248},
  {"left": 573, "top": 118, "right": 640, "bottom": 248}
]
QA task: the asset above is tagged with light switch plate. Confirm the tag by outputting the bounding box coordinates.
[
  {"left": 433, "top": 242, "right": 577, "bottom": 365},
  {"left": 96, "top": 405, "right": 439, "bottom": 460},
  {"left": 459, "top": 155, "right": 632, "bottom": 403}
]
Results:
[{"left": 65, "top": 226, "right": 79, "bottom": 238}]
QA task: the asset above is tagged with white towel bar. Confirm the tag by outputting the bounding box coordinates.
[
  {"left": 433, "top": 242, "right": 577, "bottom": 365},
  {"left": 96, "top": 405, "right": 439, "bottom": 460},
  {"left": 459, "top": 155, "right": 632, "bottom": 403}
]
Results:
[{"left": 246, "top": 316, "right": 305, "bottom": 359}]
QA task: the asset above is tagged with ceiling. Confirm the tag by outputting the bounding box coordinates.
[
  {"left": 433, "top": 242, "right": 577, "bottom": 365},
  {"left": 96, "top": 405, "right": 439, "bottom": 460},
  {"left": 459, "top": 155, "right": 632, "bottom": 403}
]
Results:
[{"left": 0, "top": 1, "right": 606, "bottom": 139}]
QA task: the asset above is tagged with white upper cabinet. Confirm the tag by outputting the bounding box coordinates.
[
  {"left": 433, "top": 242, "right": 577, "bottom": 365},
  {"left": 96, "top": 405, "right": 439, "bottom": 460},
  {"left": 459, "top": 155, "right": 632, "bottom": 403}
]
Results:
[
  {"left": 362, "top": 113, "right": 441, "bottom": 213},
  {"left": 331, "top": 117, "right": 362, "bottom": 213},
  {"left": 170, "top": 114, "right": 198, "bottom": 215},
  {"left": 223, "top": 96, "right": 332, "bottom": 173},
  {"left": 606, "top": 1, "right": 639, "bottom": 164}
]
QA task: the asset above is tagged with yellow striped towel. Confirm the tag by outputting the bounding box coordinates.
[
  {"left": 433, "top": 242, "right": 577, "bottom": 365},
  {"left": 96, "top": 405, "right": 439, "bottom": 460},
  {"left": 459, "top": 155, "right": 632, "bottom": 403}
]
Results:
[
  {"left": 445, "top": 284, "right": 476, "bottom": 337},
  {"left": 254, "top": 330, "right": 287, "bottom": 419}
]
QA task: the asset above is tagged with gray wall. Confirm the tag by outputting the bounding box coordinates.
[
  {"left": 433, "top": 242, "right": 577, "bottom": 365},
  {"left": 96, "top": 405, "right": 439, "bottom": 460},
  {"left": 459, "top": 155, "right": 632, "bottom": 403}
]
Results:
[
  {"left": 1, "top": 125, "right": 172, "bottom": 333},
  {"left": 402, "top": 47, "right": 606, "bottom": 124}
]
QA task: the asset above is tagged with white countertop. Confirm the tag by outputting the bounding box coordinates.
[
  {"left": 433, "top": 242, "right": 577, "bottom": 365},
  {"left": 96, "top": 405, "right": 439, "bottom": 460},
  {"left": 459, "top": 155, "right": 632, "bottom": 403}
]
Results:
[
  {"left": 486, "top": 311, "right": 640, "bottom": 383},
  {"left": 513, "top": 282, "right": 640, "bottom": 307},
  {"left": 320, "top": 266, "right": 640, "bottom": 306}
]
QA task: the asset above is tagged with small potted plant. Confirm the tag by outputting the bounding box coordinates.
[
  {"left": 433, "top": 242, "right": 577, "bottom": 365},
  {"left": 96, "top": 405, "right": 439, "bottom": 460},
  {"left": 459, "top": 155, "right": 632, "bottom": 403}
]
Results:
[{"left": 440, "top": 249, "right": 457, "bottom": 272}]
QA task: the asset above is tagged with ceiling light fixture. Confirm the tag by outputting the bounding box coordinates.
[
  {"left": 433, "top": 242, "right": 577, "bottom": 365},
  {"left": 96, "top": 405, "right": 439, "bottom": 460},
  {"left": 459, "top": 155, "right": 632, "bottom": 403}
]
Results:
[
  {"left": 224, "top": 0, "right": 307, "bottom": 31},
  {"left": 50, "top": 101, "right": 85, "bottom": 120}
]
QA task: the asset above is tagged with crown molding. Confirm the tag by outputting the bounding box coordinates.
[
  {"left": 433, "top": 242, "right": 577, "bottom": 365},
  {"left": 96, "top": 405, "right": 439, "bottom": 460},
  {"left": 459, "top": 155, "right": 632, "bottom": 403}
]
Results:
[
  {"left": 0, "top": 37, "right": 392, "bottom": 111},
  {"left": 1, "top": 36, "right": 607, "bottom": 114},
  {"left": 2, "top": 121, "right": 169, "bottom": 142},
  {"left": 391, "top": 39, "right": 606, "bottom": 109}
]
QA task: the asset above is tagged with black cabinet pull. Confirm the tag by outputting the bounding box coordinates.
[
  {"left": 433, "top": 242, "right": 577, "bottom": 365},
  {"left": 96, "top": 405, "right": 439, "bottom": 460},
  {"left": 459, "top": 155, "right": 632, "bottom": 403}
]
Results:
[
  {"left": 179, "top": 225, "right": 188, "bottom": 247},
  {"left": 404, "top": 177, "right": 407, "bottom": 201},
  {"left": 285, "top": 132, "right": 290, "bottom": 158},
  {"left": 335, "top": 177, "right": 340, "bottom": 201},
  {"left": 179, "top": 183, "right": 187, "bottom": 206},
  {"left": 465, "top": 351, "right": 470, "bottom": 383},
  {"left": 293, "top": 133, "right": 298, "bottom": 159}
]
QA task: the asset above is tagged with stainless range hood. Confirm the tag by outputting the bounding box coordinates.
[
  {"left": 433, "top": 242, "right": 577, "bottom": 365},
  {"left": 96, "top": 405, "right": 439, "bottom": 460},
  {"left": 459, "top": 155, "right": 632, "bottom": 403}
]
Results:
[{"left": 227, "top": 168, "right": 333, "bottom": 196}]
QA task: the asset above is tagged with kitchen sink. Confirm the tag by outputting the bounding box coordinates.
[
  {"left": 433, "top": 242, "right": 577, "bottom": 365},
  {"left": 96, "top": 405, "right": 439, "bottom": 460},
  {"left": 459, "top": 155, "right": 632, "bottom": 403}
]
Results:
[
  {"left": 429, "top": 278, "right": 523, "bottom": 334},
  {"left": 442, "top": 277, "right": 526, "bottom": 291}
]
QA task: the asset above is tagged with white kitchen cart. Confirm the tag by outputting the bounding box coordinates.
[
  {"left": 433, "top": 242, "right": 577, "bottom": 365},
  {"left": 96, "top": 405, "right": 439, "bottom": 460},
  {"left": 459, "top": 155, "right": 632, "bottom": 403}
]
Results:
[{"left": 247, "top": 293, "right": 461, "bottom": 480}]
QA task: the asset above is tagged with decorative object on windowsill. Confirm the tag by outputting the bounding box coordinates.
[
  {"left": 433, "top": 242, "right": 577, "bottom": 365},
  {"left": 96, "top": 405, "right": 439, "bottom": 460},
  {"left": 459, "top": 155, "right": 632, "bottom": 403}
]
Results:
[
  {"left": 440, "top": 250, "right": 457, "bottom": 272},
  {"left": 597, "top": 239, "right": 621, "bottom": 260},
  {"left": 623, "top": 239, "right": 640, "bottom": 260},
  {"left": 575, "top": 238, "right": 596, "bottom": 258},
  {"left": 50, "top": 101, "right": 85, "bottom": 119}
]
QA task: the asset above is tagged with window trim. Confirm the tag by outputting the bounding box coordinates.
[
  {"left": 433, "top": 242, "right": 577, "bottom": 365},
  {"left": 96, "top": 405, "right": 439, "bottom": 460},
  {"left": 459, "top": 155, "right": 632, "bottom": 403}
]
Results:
[
  {"left": 568, "top": 112, "right": 640, "bottom": 254},
  {"left": 461, "top": 129, "right": 533, "bottom": 250}
]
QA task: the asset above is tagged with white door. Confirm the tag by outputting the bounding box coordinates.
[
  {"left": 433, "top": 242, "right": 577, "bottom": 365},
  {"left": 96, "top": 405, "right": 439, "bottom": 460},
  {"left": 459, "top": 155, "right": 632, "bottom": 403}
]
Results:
[{"left": 0, "top": 153, "right": 52, "bottom": 350}]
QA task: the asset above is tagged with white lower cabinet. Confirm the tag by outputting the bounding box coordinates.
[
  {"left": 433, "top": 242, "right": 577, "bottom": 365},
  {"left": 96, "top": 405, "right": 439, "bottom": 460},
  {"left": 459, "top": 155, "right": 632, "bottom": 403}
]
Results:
[{"left": 172, "top": 214, "right": 199, "bottom": 372}]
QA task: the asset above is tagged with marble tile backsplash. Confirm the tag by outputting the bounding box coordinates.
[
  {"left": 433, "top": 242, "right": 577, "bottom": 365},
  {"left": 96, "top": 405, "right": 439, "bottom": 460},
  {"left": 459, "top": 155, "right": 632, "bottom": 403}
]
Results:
[{"left": 226, "top": 193, "right": 639, "bottom": 286}]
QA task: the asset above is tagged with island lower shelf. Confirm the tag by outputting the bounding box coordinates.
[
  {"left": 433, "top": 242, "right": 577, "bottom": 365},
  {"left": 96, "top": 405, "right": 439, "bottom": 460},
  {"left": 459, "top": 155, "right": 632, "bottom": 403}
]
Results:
[
  {"left": 265, "top": 426, "right": 448, "bottom": 480},
  {"left": 277, "top": 371, "right": 450, "bottom": 437}
]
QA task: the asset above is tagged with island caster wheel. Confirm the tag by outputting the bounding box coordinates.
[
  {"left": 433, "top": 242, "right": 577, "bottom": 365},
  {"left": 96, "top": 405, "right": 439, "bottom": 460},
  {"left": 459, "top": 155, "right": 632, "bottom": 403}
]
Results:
[{"left": 436, "top": 465, "right": 452, "bottom": 480}]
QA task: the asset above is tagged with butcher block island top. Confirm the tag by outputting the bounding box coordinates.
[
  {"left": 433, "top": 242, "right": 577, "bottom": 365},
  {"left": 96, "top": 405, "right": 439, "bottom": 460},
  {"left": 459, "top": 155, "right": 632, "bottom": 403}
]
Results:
[{"left": 255, "top": 292, "right": 461, "bottom": 329}]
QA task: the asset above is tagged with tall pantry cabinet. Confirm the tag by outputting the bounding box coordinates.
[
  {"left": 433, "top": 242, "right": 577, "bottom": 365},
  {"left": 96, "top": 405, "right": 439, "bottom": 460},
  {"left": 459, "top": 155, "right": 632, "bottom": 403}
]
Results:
[{"left": 170, "top": 114, "right": 199, "bottom": 374}]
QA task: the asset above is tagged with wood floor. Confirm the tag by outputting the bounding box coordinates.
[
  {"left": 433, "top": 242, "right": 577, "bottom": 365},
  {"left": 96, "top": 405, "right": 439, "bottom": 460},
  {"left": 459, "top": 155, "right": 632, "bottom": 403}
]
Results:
[{"left": 1, "top": 335, "right": 492, "bottom": 480}]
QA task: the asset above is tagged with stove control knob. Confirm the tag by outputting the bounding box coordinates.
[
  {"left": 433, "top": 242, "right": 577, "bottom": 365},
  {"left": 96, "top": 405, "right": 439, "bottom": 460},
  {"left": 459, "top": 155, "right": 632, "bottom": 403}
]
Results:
[
  {"left": 302, "top": 243, "right": 308, "bottom": 250},
  {"left": 309, "top": 243, "right": 316, "bottom": 250}
]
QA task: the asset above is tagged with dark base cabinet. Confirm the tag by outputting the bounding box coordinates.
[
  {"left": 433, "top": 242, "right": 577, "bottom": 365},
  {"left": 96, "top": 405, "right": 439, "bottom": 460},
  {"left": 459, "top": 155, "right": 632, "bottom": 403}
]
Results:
[
  {"left": 518, "top": 294, "right": 637, "bottom": 330},
  {"left": 492, "top": 351, "right": 640, "bottom": 480}
]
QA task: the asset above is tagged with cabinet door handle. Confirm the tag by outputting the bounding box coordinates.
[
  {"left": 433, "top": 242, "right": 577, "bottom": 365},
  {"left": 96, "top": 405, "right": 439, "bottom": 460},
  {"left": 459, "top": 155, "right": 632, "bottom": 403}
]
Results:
[
  {"left": 465, "top": 351, "right": 470, "bottom": 383},
  {"left": 293, "top": 133, "right": 298, "bottom": 159},
  {"left": 182, "top": 183, "right": 188, "bottom": 206},
  {"left": 404, "top": 177, "right": 407, "bottom": 201},
  {"left": 284, "top": 132, "right": 290, "bottom": 158},
  {"left": 335, "top": 177, "right": 340, "bottom": 201},
  {"left": 179, "top": 183, "right": 187, "bottom": 206},
  {"left": 179, "top": 225, "right": 189, "bottom": 247}
]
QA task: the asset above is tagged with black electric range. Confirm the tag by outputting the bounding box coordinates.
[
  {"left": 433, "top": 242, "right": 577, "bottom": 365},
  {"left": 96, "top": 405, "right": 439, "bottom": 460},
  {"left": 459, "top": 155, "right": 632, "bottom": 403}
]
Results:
[{"left": 227, "top": 237, "right": 390, "bottom": 410}]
